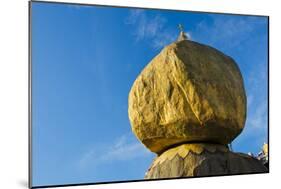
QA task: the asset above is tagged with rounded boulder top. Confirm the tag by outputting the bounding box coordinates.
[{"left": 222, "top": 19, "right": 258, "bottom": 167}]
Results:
[{"left": 128, "top": 38, "right": 247, "bottom": 155}]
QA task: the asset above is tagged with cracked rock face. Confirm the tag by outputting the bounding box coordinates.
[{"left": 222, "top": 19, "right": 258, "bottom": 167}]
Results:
[{"left": 128, "top": 40, "right": 246, "bottom": 154}]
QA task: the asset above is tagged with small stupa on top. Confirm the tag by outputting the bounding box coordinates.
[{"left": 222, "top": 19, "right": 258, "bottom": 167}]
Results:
[{"left": 177, "top": 24, "right": 188, "bottom": 41}]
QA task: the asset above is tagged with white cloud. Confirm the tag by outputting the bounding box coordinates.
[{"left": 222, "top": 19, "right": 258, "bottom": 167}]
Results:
[
  {"left": 78, "top": 133, "right": 152, "bottom": 169},
  {"left": 193, "top": 15, "right": 266, "bottom": 50},
  {"left": 246, "top": 102, "right": 268, "bottom": 130},
  {"left": 125, "top": 10, "right": 191, "bottom": 49},
  {"left": 124, "top": 9, "right": 145, "bottom": 25},
  {"left": 126, "top": 10, "right": 167, "bottom": 42},
  {"left": 246, "top": 78, "right": 267, "bottom": 131},
  {"left": 241, "top": 60, "right": 268, "bottom": 135}
]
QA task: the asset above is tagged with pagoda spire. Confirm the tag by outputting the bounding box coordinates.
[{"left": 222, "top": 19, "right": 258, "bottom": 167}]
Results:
[{"left": 177, "top": 24, "right": 188, "bottom": 41}]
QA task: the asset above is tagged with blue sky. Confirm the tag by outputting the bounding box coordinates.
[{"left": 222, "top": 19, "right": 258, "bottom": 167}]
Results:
[{"left": 31, "top": 2, "right": 268, "bottom": 187}]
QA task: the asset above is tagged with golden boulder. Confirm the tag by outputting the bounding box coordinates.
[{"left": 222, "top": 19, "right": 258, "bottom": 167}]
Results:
[{"left": 128, "top": 40, "right": 247, "bottom": 154}]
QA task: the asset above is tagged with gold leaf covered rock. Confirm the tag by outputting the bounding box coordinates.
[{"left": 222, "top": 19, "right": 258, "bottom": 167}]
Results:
[{"left": 128, "top": 40, "right": 246, "bottom": 154}]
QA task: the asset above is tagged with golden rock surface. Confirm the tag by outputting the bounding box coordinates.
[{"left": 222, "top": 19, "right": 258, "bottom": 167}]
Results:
[{"left": 128, "top": 40, "right": 247, "bottom": 154}]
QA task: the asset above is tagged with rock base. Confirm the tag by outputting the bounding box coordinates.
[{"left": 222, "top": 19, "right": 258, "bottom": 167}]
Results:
[{"left": 145, "top": 143, "right": 268, "bottom": 179}]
